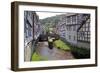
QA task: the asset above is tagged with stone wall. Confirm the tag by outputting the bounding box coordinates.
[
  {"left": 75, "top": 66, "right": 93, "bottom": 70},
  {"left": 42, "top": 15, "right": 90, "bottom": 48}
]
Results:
[
  {"left": 77, "top": 41, "right": 90, "bottom": 49},
  {"left": 24, "top": 42, "right": 33, "bottom": 61}
]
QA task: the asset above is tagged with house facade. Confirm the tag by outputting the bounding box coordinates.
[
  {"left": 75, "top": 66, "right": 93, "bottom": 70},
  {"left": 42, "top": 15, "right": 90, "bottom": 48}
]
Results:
[
  {"left": 24, "top": 11, "right": 42, "bottom": 61},
  {"left": 65, "top": 14, "right": 87, "bottom": 45},
  {"left": 55, "top": 15, "right": 67, "bottom": 38},
  {"left": 77, "top": 14, "right": 90, "bottom": 49},
  {"left": 56, "top": 13, "right": 90, "bottom": 49}
]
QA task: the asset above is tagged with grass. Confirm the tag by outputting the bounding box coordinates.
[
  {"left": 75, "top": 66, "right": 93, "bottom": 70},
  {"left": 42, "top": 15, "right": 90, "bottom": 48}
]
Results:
[
  {"left": 54, "top": 39, "right": 90, "bottom": 59},
  {"left": 54, "top": 39, "right": 71, "bottom": 51},
  {"left": 32, "top": 52, "right": 41, "bottom": 61},
  {"left": 32, "top": 52, "right": 47, "bottom": 61}
]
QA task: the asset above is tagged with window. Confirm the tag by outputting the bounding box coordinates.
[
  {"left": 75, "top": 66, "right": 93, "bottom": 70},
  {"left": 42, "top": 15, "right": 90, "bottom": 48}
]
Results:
[
  {"left": 28, "top": 27, "right": 32, "bottom": 37},
  {"left": 72, "top": 15, "right": 76, "bottom": 24},
  {"left": 73, "top": 26, "right": 76, "bottom": 31},
  {"left": 69, "top": 35, "right": 71, "bottom": 40},
  {"left": 67, "top": 16, "right": 71, "bottom": 24},
  {"left": 74, "top": 36, "right": 76, "bottom": 40},
  {"left": 69, "top": 26, "right": 72, "bottom": 31}
]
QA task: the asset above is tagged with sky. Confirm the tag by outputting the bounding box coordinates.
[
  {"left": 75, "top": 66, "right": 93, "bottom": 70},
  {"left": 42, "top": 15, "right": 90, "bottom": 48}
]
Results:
[{"left": 36, "top": 11, "right": 65, "bottom": 19}]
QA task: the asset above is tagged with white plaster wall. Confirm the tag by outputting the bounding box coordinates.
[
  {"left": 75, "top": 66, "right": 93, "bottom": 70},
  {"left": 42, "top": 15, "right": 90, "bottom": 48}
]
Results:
[{"left": 66, "top": 30, "right": 77, "bottom": 44}]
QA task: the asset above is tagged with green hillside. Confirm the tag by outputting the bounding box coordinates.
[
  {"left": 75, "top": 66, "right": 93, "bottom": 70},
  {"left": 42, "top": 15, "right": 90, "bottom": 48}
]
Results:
[{"left": 40, "top": 14, "right": 64, "bottom": 28}]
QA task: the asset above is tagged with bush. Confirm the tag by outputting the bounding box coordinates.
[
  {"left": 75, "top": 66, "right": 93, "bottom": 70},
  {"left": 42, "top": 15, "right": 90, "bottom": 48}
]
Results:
[{"left": 71, "top": 46, "right": 90, "bottom": 59}]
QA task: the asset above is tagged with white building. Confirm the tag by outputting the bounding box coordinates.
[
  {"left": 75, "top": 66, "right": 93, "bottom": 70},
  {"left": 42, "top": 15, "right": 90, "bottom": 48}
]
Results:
[
  {"left": 24, "top": 11, "right": 43, "bottom": 61},
  {"left": 55, "top": 15, "right": 67, "bottom": 38},
  {"left": 65, "top": 13, "right": 83, "bottom": 45},
  {"left": 56, "top": 13, "right": 90, "bottom": 49},
  {"left": 77, "top": 14, "right": 90, "bottom": 49}
]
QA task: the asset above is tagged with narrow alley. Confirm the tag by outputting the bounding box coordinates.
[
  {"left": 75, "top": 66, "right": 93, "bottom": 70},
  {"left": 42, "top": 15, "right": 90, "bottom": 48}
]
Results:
[
  {"left": 35, "top": 42, "right": 74, "bottom": 60},
  {"left": 24, "top": 11, "right": 90, "bottom": 62}
]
